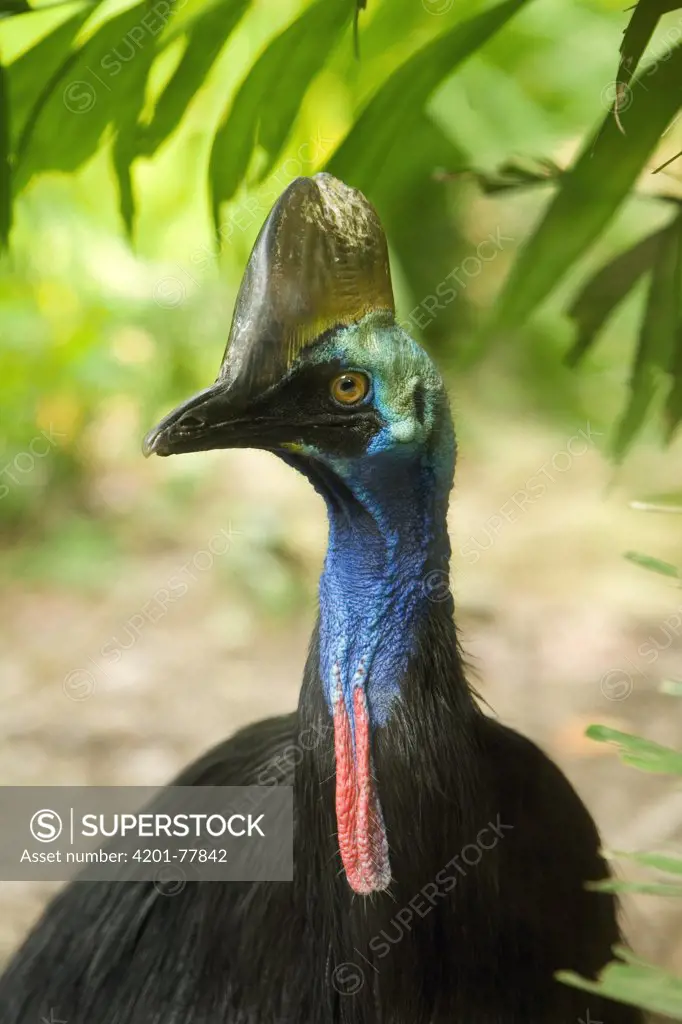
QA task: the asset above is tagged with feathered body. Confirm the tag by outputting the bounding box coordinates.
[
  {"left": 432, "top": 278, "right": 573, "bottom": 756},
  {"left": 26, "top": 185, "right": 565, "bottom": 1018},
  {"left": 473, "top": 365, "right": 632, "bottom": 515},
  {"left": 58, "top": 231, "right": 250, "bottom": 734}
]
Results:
[
  {"left": 0, "top": 176, "right": 642, "bottom": 1024},
  {"left": 0, "top": 617, "right": 639, "bottom": 1023}
]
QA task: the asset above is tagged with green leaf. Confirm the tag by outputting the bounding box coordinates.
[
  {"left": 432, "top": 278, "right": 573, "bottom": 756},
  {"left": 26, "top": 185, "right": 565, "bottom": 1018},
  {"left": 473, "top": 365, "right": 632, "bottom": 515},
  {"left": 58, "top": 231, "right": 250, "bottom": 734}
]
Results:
[
  {"left": 565, "top": 228, "right": 664, "bottom": 367},
  {"left": 7, "top": 8, "right": 92, "bottom": 151},
  {"left": 586, "top": 724, "right": 682, "bottom": 775},
  {"left": 377, "top": 113, "right": 468, "bottom": 352},
  {"left": 329, "top": 0, "right": 535, "bottom": 193},
  {"left": 328, "top": 0, "right": 538, "bottom": 357},
  {"left": 0, "top": 58, "right": 10, "bottom": 246},
  {"left": 617, "top": 2, "right": 656, "bottom": 84},
  {"left": 661, "top": 678, "right": 682, "bottom": 696},
  {"left": 495, "top": 41, "right": 682, "bottom": 328},
  {"left": 665, "top": 314, "right": 682, "bottom": 441},
  {"left": 603, "top": 849, "right": 682, "bottom": 875},
  {"left": 0, "top": 0, "right": 31, "bottom": 16},
  {"left": 612, "top": 218, "right": 682, "bottom": 458},
  {"left": 138, "top": 0, "right": 249, "bottom": 157},
  {"left": 14, "top": 3, "right": 161, "bottom": 192},
  {"left": 461, "top": 156, "right": 561, "bottom": 196},
  {"left": 111, "top": 16, "right": 162, "bottom": 235},
  {"left": 558, "top": 953, "right": 682, "bottom": 1018},
  {"left": 630, "top": 491, "right": 682, "bottom": 512},
  {"left": 624, "top": 550, "right": 681, "bottom": 578},
  {"left": 588, "top": 879, "right": 682, "bottom": 897},
  {"left": 614, "top": 1, "right": 682, "bottom": 131},
  {"left": 112, "top": 127, "right": 141, "bottom": 236},
  {"left": 354, "top": 0, "right": 366, "bottom": 56},
  {"left": 209, "top": 0, "right": 351, "bottom": 228}
]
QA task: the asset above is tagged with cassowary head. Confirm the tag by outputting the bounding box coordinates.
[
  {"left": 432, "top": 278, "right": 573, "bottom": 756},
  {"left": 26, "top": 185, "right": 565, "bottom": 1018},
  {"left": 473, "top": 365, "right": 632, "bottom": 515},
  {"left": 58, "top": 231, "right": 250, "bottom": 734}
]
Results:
[
  {"left": 144, "top": 174, "right": 456, "bottom": 895},
  {"left": 144, "top": 174, "right": 451, "bottom": 474}
]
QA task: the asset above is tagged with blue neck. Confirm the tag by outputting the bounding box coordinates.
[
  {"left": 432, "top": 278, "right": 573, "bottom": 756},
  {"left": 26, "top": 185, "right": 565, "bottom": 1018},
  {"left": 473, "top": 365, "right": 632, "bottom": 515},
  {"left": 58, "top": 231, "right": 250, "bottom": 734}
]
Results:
[{"left": 317, "top": 434, "right": 454, "bottom": 730}]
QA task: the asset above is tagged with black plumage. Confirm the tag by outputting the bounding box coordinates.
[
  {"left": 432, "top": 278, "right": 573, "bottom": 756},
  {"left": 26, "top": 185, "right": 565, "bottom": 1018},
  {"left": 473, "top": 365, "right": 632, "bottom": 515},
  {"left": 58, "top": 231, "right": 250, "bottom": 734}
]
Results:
[{"left": 1, "top": 614, "right": 640, "bottom": 1022}]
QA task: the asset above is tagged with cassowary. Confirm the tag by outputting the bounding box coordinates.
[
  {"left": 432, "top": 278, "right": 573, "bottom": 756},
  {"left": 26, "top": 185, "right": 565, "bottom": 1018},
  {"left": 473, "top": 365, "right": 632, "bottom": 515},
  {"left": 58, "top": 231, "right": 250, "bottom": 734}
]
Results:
[{"left": 0, "top": 174, "right": 641, "bottom": 1024}]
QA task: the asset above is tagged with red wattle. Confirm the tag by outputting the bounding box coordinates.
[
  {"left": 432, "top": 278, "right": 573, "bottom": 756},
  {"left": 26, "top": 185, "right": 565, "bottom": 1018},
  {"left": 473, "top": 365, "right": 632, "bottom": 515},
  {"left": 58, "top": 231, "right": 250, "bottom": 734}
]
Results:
[{"left": 333, "top": 686, "right": 391, "bottom": 895}]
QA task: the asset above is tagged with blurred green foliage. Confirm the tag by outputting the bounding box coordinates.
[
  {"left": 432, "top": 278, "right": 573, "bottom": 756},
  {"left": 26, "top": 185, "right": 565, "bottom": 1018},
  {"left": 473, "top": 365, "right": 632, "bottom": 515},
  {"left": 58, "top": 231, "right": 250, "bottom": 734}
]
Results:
[{"left": 561, "top": 496, "right": 682, "bottom": 1018}]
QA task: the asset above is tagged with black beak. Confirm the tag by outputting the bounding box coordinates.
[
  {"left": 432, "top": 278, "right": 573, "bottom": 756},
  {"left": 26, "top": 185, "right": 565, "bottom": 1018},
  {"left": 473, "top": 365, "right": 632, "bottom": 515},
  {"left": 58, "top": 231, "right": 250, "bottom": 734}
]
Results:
[{"left": 142, "top": 381, "right": 260, "bottom": 458}]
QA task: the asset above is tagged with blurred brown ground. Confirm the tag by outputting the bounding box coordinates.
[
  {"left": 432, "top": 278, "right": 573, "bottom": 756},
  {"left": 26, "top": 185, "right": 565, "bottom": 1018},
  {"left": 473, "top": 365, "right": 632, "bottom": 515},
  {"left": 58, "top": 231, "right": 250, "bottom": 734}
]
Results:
[{"left": 1, "top": 405, "right": 681, "bottom": 983}]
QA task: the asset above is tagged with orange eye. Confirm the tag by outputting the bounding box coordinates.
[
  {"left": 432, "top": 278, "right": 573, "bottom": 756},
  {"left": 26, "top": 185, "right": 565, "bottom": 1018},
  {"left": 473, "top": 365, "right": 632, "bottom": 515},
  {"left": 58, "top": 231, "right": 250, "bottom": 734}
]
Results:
[{"left": 330, "top": 372, "right": 370, "bottom": 406}]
